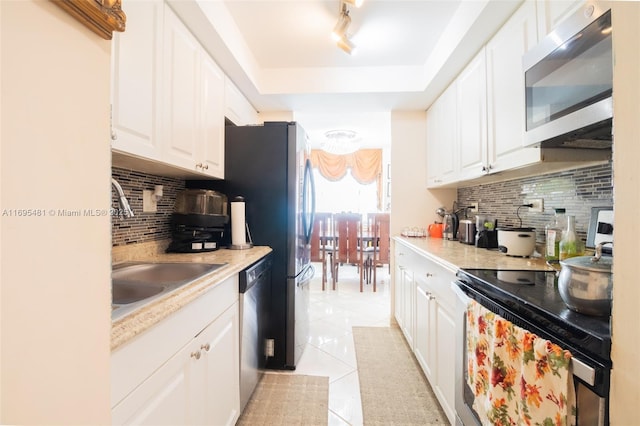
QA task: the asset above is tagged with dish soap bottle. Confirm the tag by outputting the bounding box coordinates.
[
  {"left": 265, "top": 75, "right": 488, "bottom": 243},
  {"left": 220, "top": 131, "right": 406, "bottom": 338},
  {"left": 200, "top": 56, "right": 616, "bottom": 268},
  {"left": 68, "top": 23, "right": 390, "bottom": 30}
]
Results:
[
  {"left": 545, "top": 208, "right": 566, "bottom": 261},
  {"left": 559, "top": 215, "right": 584, "bottom": 260}
]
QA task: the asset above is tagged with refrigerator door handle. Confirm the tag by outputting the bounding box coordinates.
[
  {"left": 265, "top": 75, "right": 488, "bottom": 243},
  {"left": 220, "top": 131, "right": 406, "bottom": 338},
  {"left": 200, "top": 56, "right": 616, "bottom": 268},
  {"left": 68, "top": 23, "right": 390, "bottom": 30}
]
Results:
[
  {"left": 297, "top": 263, "right": 315, "bottom": 286},
  {"left": 302, "top": 158, "right": 315, "bottom": 245}
]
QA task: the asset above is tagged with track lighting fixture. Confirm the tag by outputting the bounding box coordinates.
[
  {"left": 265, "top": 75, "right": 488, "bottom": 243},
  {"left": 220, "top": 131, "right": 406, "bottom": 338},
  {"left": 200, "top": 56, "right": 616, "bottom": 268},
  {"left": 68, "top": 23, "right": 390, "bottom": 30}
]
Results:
[{"left": 331, "top": 1, "right": 361, "bottom": 55}]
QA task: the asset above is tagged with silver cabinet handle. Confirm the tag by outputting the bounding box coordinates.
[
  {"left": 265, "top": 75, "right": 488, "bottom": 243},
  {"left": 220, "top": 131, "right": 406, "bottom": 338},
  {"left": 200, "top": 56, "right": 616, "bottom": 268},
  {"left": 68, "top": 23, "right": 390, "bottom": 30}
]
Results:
[
  {"left": 111, "top": 131, "right": 117, "bottom": 141},
  {"left": 201, "top": 343, "right": 210, "bottom": 352},
  {"left": 191, "top": 350, "right": 201, "bottom": 360},
  {"left": 426, "top": 273, "right": 434, "bottom": 278}
]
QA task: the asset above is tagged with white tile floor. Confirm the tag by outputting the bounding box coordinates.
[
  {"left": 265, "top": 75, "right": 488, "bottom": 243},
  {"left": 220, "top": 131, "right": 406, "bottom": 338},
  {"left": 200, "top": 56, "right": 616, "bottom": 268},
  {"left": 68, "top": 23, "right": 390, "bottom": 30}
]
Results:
[{"left": 289, "top": 262, "right": 392, "bottom": 425}]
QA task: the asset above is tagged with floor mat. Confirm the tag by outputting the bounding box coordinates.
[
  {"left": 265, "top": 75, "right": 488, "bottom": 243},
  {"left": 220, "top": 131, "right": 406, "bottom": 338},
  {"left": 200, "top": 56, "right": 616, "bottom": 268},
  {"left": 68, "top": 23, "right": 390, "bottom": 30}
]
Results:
[
  {"left": 353, "top": 325, "right": 448, "bottom": 425},
  {"left": 236, "top": 373, "right": 329, "bottom": 425}
]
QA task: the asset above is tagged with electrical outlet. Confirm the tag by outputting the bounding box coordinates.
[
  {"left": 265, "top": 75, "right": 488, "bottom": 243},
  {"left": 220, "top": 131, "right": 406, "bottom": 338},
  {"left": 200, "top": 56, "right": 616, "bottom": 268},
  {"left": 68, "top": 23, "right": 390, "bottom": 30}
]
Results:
[
  {"left": 527, "top": 198, "right": 544, "bottom": 213},
  {"left": 469, "top": 202, "right": 478, "bottom": 213},
  {"left": 142, "top": 190, "right": 158, "bottom": 213}
]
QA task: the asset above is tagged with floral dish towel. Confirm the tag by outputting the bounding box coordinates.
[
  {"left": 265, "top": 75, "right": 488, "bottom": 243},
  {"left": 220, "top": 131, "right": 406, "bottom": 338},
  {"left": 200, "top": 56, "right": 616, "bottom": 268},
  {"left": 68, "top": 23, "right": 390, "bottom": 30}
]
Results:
[{"left": 466, "top": 300, "right": 576, "bottom": 425}]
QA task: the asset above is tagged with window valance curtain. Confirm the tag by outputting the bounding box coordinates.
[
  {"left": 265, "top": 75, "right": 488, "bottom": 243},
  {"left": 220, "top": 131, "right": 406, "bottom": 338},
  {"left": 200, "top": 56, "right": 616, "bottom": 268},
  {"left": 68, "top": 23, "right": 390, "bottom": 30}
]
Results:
[{"left": 310, "top": 149, "right": 383, "bottom": 209}]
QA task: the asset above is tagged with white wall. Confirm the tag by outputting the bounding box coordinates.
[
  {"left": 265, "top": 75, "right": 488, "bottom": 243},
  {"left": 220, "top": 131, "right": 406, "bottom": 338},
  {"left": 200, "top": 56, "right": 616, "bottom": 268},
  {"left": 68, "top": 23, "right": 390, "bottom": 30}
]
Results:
[
  {"left": 0, "top": 1, "right": 112, "bottom": 423},
  {"left": 390, "top": 111, "right": 456, "bottom": 237},
  {"left": 610, "top": 2, "right": 640, "bottom": 423}
]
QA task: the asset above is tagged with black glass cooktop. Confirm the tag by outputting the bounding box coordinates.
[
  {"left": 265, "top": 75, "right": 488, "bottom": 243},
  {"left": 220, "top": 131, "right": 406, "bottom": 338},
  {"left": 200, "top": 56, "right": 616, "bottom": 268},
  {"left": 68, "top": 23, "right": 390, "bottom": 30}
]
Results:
[{"left": 456, "top": 268, "right": 611, "bottom": 366}]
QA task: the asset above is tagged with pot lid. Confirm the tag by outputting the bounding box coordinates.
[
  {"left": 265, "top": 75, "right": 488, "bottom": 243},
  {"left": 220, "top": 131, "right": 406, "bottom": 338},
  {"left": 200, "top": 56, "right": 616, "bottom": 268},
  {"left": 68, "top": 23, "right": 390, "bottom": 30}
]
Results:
[{"left": 560, "top": 255, "right": 613, "bottom": 273}]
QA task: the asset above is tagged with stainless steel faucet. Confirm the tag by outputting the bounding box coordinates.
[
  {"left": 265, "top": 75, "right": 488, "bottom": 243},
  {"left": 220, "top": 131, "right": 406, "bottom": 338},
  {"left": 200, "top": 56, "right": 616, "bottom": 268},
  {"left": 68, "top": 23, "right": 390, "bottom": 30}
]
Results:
[{"left": 111, "top": 178, "right": 134, "bottom": 218}]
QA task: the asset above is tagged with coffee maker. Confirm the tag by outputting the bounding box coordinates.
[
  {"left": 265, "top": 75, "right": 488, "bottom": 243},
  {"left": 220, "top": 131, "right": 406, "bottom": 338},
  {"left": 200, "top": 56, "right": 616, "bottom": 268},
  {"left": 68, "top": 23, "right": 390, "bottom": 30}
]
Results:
[{"left": 166, "top": 189, "right": 229, "bottom": 253}]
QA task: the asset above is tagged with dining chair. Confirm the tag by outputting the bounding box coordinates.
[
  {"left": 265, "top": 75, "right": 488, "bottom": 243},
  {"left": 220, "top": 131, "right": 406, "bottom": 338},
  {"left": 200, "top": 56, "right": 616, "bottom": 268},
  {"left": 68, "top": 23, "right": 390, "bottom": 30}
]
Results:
[
  {"left": 310, "top": 212, "right": 335, "bottom": 290},
  {"left": 333, "top": 212, "right": 367, "bottom": 292},
  {"left": 370, "top": 213, "right": 390, "bottom": 292}
]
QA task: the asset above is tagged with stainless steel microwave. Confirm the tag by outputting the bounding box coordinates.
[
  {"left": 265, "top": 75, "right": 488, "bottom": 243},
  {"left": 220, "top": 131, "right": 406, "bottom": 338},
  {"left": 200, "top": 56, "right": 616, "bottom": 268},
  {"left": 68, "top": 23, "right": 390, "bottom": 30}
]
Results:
[{"left": 523, "top": 2, "right": 612, "bottom": 149}]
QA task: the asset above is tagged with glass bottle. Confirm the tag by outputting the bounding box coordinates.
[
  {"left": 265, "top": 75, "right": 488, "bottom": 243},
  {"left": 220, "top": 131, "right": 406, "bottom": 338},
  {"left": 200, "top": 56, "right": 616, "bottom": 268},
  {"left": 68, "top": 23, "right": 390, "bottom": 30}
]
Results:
[
  {"left": 545, "top": 208, "right": 567, "bottom": 261},
  {"left": 559, "top": 215, "right": 584, "bottom": 260}
]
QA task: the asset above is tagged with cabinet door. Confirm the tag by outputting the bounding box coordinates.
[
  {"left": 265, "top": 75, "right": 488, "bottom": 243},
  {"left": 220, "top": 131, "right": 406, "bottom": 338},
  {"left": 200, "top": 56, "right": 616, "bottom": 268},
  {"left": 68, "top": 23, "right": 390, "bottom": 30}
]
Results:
[
  {"left": 198, "top": 302, "right": 241, "bottom": 426},
  {"left": 394, "top": 262, "right": 405, "bottom": 329},
  {"left": 401, "top": 267, "right": 415, "bottom": 349},
  {"left": 199, "top": 54, "right": 225, "bottom": 178},
  {"left": 225, "top": 77, "right": 258, "bottom": 126},
  {"left": 486, "top": 1, "right": 541, "bottom": 173},
  {"left": 111, "top": 340, "right": 194, "bottom": 425},
  {"left": 110, "top": 0, "right": 162, "bottom": 159},
  {"left": 457, "top": 49, "right": 488, "bottom": 181},
  {"left": 536, "top": 0, "right": 585, "bottom": 38},
  {"left": 163, "top": 6, "right": 200, "bottom": 170},
  {"left": 426, "top": 82, "right": 458, "bottom": 187},
  {"left": 434, "top": 301, "right": 456, "bottom": 424},
  {"left": 414, "top": 284, "right": 435, "bottom": 383}
]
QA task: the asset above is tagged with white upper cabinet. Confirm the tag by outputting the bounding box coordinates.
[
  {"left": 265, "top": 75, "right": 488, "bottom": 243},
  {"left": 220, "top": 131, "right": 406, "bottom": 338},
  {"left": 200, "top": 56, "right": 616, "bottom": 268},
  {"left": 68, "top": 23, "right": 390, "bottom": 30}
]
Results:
[
  {"left": 110, "top": 0, "right": 163, "bottom": 160},
  {"left": 200, "top": 55, "right": 226, "bottom": 177},
  {"left": 163, "top": 6, "right": 200, "bottom": 170},
  {"left": 457, "top": 49, "right": 488, "bottom": 182},
  {"left": 224, "top": 77, "right": 259, "bottom": 126},
  {"left": 426, "top": 0, "right": 606, "bottom": 188},
  {"left": 426, "top": 82, "right": 458, "bottom": 187},
  {"left": 163, "top": 6, "right": 224, "bottom": 178},
  {"left": 486, "top": 0, "right": 541, "bottom": 173},
  {"left": 111, "top": 2, "right": 225, "bottom": 178},
  {"left": 536, "top": 0, "right": 586, "bottom": 38}
]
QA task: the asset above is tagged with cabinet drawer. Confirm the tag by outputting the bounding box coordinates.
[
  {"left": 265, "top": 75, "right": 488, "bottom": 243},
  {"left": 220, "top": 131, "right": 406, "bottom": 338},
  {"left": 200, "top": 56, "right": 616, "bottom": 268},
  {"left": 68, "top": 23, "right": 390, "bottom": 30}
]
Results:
[{"left": 111, "top": 275, "right": 238, "bottom": 407}]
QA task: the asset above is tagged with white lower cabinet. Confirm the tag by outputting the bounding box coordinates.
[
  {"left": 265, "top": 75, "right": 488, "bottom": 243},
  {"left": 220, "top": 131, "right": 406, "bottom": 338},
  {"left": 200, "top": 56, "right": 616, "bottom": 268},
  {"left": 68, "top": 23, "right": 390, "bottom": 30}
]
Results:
[
  {"left": 394, "top": 239, "right": 456, "bottom": 425},
  {"left": 394, "top": 245, "right": 415, "bottom": 348},
  {"left": 111, "top": 275, "right": 240, "bottom": 425}
]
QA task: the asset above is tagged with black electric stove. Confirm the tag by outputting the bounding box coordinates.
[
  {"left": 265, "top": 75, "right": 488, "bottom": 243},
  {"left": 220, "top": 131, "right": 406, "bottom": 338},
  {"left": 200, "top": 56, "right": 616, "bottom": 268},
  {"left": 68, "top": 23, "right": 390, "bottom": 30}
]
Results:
[{"left": 456, "top": 269, "right": 612, "bottom": 367}]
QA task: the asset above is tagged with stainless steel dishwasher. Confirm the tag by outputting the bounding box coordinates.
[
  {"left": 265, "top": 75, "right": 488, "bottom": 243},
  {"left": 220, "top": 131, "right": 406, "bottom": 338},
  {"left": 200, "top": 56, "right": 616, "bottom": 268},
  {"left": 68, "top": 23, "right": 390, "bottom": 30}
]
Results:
[{"left": 238, "top": 254, "right": 272, "bottom": 412}]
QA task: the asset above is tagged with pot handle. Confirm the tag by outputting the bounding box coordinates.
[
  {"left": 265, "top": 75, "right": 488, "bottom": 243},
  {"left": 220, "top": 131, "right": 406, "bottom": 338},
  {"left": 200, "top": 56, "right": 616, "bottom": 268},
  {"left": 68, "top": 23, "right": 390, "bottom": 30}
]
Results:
[{"left": 591, "top": 241, "right": 613, "bottom": 263}]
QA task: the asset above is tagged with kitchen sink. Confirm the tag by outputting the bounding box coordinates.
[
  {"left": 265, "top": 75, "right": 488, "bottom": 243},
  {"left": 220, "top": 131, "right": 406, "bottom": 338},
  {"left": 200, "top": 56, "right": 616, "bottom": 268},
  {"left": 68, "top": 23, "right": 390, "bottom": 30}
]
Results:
[
  {"left": 112, "top": 262, "right": 224, "bottom": 287},
  {"left": 112, "top": 281, "right": 166, "bottom": 305},
  {"left": 112, "top": 262, "right": 227, "bottom": 318}
]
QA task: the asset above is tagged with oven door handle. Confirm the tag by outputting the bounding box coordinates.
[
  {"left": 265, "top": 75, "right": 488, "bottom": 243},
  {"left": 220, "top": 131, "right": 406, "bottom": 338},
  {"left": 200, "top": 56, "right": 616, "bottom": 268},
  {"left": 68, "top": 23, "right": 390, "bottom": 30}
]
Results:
[{"left": 572, "top": 357, "right": 596, "bottom": 386}]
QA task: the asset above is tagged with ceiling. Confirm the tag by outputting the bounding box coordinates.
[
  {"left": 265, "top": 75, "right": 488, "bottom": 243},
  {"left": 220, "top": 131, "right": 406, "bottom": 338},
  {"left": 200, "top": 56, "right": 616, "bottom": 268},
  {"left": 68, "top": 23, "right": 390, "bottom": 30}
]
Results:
[{"left": 169, "top": 0, "right": 523, "bottom": 149}]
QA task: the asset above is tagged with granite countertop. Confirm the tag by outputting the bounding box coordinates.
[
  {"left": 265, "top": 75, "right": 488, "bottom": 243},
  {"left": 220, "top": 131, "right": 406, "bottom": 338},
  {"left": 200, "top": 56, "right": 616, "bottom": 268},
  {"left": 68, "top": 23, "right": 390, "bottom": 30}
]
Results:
[
  {"left": 111, "top": 241, "right": 272, "bottom": 352},
  {"left": 394, "top": 236, "right": 556, "bottom": 273}
]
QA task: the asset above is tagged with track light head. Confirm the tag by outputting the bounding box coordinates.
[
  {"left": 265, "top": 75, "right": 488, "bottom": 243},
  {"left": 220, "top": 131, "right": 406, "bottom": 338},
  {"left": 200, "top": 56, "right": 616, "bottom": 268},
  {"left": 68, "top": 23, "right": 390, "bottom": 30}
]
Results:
[
  {"left": 342, "top": 0, "right": 364, "bottom": 7},
  {"left": 336, "top": 36, "right": 356, "bottom": 55},
  {"left": 331, "top": 9, "right": 351, "bottom": 42}
]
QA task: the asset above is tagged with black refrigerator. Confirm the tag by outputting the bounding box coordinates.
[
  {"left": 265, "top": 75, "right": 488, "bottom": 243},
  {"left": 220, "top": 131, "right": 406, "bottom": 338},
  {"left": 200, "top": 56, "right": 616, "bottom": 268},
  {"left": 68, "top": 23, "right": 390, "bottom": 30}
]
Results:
[{"left": 188, "top": 121, "right": 315, "bottom": 370}]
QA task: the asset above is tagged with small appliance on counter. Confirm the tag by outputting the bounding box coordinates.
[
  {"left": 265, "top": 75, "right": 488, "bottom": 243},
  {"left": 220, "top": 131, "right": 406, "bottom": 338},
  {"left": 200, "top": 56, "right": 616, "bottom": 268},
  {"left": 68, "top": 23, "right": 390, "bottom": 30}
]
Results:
[
  {"left": 475, "top": 216, "right": 498, "bottom": 249},
  {"left": 458, "top": 219, "right": 475, "bottom": 245},
  {"left": 166, "top": 189, "right": 229, "bottom": 253},
  {"left": 443, "top": 211, "right": 459, "bottom": 241},
  {"left": 497, "top": 227, "right": 536, "bottom": 257}
]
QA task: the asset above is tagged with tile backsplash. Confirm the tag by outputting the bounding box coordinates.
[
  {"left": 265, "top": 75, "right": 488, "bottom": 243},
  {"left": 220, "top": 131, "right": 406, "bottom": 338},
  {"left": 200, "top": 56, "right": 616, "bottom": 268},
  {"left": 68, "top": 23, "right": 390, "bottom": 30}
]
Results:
[
  {"left": 113, "top": 161, "right": 613, "bottom": 248},
  {"left": 457, "top": 162, "right": 613, "bottom": 244},
  {"left": 111, "top": 168, "right": 185, "bottom": 246}
]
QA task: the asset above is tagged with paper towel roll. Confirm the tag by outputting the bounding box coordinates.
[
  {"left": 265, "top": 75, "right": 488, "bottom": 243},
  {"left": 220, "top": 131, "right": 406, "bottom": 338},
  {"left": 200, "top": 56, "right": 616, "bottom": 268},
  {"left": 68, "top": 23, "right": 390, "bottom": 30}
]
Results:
[{"left": 231, "top": 199, "right": 246, "bottom": 246}]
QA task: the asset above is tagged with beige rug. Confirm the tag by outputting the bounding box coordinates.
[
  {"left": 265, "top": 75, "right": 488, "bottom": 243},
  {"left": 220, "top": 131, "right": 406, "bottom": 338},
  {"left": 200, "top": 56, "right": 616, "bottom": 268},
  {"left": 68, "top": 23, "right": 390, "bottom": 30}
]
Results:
[
  {"left": 353, "top": 326, "right": 449, "bottom": 425},
  {"left": 236, "top": 373, "right": 329, "bottom": 425}
]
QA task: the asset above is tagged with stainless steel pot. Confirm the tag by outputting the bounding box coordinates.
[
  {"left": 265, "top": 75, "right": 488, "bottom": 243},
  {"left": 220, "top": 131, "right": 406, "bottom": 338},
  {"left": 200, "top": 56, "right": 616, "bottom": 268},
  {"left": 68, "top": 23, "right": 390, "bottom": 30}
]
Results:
[{"left": 558, "top": 242, "right": 613, "bottom": 316}]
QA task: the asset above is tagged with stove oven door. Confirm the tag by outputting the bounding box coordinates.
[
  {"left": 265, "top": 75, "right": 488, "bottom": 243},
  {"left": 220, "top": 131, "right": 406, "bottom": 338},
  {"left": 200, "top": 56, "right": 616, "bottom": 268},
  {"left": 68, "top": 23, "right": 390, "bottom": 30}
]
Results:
[
  {"left": 452, "top": 280, "right": 609, "bottom": 426},
  {"left": 452, "top": 282, "right": 479, "bottom": 426}
]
